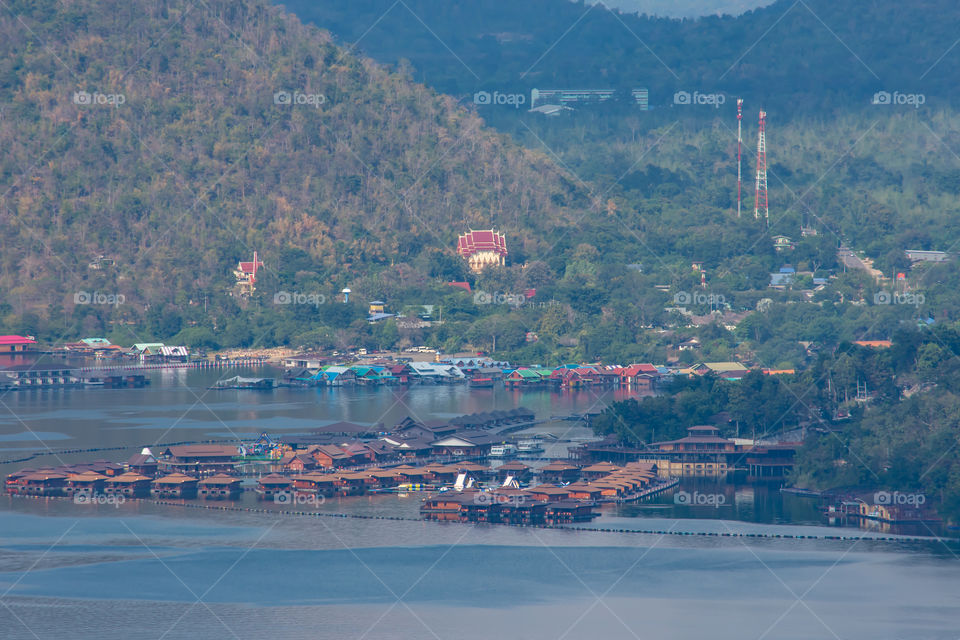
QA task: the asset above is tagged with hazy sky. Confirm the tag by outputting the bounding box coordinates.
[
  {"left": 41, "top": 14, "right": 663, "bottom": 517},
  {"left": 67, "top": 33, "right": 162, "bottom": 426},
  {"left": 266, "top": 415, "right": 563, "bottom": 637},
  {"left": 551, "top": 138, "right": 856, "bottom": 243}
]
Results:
[{"left": 588, "top": 0, "right": 775, "bottom": 18}]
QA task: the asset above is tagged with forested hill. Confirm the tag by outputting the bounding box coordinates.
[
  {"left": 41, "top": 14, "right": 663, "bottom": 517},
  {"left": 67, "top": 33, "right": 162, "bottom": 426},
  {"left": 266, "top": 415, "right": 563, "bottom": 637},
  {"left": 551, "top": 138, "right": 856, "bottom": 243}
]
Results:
[
  {"left": 0, "top": 0, "right": 582, "bottom": 321},
  {"left": 281, "top": 0, "right": 955, "bottom": 115}
]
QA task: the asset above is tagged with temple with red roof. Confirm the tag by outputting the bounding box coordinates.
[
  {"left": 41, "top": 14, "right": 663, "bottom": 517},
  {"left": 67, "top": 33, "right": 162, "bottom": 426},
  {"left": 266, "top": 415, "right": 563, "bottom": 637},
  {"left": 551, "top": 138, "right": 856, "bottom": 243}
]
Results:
[
  {"left": 457, "top": 230, "right": 507, "bottom": 273},
  {"left": 233, "top": 251, "right": 264, "bottom": 296}
]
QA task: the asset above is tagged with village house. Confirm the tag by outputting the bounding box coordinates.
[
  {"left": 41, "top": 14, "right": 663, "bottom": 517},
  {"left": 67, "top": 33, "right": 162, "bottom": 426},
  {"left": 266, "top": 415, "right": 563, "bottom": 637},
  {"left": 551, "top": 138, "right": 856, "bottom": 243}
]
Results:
[
  {"left": 64, "top": 471, "right": 107, "bottom": 497},
  {"left": 316, "top": 366, "right": 357, "bottom": 386},
  {"left": 126, "top": 448, "right": 159, "bottom": 476},
  {"left": 525, "top": 485, "right": 571, "bottom": 501},
  {"left": 493, "top": 461, "right": 532, "bottom": 482},
  {"left": 198, "top": 474, "right": 242, "bottom": 499},
  {"left": 8, "top": 471, "right": 67, "bottom": 496},
  {"left": 539, "top": 461, "right": 581, "bottom": 483},
  {"left": 103, "top": 473, "right": 152, "bottom": 498},
  {"left": 256, "top": 474, "right": 293, "bottom": 499},
  {"left": 619, "top": 364, "right": 661, "bottom": 388},
  {"left": 151, "top": 473, "right": 199, "bottom": 499},
  {"left": 0, "top": 335, "right": 37, "bottom": 353}
]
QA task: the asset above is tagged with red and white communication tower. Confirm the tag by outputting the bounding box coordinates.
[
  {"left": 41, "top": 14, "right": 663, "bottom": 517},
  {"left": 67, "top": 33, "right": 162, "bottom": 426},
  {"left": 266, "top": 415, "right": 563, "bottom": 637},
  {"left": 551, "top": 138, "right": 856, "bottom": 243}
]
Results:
[
  {"left": 736, "top": 98, "right": 743, "bottom": 217},
  {"left": 754, "top": 110, "right": 768, "bottom": 223}
]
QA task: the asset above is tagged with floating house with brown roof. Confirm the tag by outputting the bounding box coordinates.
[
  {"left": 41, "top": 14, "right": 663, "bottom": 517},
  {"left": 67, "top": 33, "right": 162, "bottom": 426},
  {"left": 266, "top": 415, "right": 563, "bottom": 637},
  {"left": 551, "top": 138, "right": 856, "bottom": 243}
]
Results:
[
  {"left": 126, "top": 448, "right": 158, "bottom": 477},
  {"left": 198, "top": 474, "right": 242, "bottom": 499},
  {"left": 151, "top": 473, "right": 199, "bottom": 498},
  {"left": 64, "top": 472, "right": 107, "bottom": 496},
  {"left": 539, "top": 461, "right": 581, "bottom": 483},
  {"left": 256, "top": 474, "right": 293, "bottom": 499},
  {"left": 104, "top": 473, "right": 152, "bottom": 497},
  {"left": 11, "top": 471, "right": 67, "bottom": 496},
  {"left": 581, "top": 462, "right": 622, "bottom": 480},
  {"left": 525, "top": 485, "right": 571, "bottom": 501},
  {"left": 494, "top": 461, "right": 532, "bottom": 482}
]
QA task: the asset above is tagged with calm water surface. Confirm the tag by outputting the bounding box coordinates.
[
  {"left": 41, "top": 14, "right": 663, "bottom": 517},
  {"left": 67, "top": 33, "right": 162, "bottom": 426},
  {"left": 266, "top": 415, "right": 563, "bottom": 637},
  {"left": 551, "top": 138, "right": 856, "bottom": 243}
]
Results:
[{"left": 1, "top": 368, "right": 958, "bottom": 639}]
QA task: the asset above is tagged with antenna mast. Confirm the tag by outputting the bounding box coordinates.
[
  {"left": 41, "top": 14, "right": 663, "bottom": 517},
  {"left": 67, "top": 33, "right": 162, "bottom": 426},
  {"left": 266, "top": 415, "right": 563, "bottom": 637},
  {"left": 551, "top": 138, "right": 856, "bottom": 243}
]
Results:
[
  {"left": 737, "top": 98, "right": 743, "bottom": 218},
  {"left": 754, "top": 110, "right": 768, "bottom": 223}
]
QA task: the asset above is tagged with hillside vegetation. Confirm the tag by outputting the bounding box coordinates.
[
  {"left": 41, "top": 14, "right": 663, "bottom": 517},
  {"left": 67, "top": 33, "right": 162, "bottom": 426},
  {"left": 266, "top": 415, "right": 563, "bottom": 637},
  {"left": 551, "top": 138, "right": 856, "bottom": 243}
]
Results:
[{"left": 0, "top": 0, "right": 582, "bottom": 342}]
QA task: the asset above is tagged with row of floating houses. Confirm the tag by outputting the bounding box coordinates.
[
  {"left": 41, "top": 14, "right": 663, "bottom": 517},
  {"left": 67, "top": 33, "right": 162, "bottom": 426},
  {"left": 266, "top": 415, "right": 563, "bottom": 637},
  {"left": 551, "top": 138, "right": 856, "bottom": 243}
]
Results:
[
  {"left": 279, "top": 360, "right": 673, "bottom": 389},
  {"left": 4, "top": 453, "right": 671, "bottom": 524},
  {"left": 278, "top": 358, "right": 779, "bottom": 389}
]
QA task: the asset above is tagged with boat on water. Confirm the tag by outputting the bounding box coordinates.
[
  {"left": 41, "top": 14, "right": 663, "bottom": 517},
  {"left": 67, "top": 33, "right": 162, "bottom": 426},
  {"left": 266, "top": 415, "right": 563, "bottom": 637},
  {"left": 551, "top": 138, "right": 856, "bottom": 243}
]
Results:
[
  {"left": 209, "top": 375, "right": 275, "bottom": 390},
  {"left": 468, "top": 376, "right": 495, "bottom": 388},
  {"left": 489, "top": 444, "right": 518, "bottom": 457},
  {"left": 516, "top": 440, "right": 544, "bottom": 454}
]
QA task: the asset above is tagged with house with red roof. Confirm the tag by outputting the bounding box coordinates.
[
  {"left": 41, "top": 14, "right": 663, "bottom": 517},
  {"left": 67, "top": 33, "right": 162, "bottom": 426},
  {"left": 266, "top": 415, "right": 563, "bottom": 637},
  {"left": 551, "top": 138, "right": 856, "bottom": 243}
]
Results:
[
  {"left": 0, "top": 335, "right": 37, "bottom": 353},
  {"left": 457, "top": 230, "right": 507, "bottom": 273},
  {"left": 619, "top": 363, "right": 661, "bottom": 388}
]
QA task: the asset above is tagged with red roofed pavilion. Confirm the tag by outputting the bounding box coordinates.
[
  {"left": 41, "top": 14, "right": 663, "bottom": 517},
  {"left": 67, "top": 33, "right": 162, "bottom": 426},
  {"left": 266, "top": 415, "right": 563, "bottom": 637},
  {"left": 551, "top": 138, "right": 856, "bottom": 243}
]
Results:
[{"left": 457, "top": 230, "right": 507, "bottom": 273}]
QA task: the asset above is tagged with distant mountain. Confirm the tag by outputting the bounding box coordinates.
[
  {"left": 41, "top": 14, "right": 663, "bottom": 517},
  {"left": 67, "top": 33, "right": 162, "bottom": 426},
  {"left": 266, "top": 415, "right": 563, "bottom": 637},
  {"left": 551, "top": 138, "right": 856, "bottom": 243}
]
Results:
[
  {"left": 0, "top": 0, "right": 583, "bottom": 329},
  {"left": 587, "top": 0, "right": 773, "bottom": 19},
  {"left": 279, "top": 0, "right": 956, "bottom": 114}
]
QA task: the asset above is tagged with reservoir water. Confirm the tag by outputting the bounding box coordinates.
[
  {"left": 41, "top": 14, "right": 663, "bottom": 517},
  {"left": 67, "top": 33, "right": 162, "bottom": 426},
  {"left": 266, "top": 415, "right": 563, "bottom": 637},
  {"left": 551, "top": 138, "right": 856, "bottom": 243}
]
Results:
[{"left": 1, "top": 367, "right": 958, "bottom": 639}]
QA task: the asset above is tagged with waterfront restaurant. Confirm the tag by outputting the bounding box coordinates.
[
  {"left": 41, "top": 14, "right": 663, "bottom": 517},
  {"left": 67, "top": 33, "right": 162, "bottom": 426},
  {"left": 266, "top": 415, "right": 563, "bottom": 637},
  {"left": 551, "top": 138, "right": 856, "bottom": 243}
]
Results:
[
  {"left": 198, "top": 474, "right": 242, "bottom": 499},
  {"left": 104, "top": 473, "right": 152, "bottom": 498},
  {"left": 159, "top": 445, "right": 239, "bottom": 476},
  {"left": 151, "top": 473, "right": 199, "bottom": 499},
  {"left": 646, "top": 425, "right": 737, "bottom": 477},
  {"left": 429, "top": 432, "right": 500, "bottom": 457}
]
